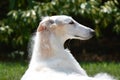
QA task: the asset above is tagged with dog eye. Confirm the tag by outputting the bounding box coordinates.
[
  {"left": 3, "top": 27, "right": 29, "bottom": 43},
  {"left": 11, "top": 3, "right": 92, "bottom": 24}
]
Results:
[
  {"left": 69, "top": 21, "right": 74, "bottom": 24},
  {"left": 49, "top": 20, "right": 54, "bottom": 24}
]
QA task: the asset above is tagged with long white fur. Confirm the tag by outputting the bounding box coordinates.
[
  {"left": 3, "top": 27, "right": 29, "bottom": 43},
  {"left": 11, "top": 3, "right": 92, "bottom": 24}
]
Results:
[{"left": 21, "top": 15, "right": 116, "bottom": 80}]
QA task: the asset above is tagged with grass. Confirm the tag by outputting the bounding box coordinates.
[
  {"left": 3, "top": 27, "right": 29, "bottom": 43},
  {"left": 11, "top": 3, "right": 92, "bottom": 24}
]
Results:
[
  {"left": 0, "top": 61, "right": 27, "bottom": 80},
  {"left": 81, "top": 62, "right": 120, "bottom": 79},
  {"left": 0, "top": 61, "right": 120, "bottom": 80}
]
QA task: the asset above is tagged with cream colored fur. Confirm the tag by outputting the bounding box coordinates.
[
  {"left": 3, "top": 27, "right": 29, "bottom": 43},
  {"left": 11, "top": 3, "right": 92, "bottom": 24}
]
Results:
[{"left": 21, "top": 15, "right": 116, "bottom": 80}]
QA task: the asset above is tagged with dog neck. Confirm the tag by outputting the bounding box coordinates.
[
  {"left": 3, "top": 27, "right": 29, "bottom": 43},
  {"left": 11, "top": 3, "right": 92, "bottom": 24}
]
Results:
[
  {"left": 30, "top": 31, "right": 65, "bottom": 62},
  {"left": 29, "top": 31, "right": 87, "bottom": 76}
]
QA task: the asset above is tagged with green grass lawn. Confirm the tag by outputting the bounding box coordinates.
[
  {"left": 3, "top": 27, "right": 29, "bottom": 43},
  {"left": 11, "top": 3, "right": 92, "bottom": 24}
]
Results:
[
  {"left": 81, "top": 62, "right": 120, "bottom": 79},
  {"left": 0, "top": 61, "right": 27, "bottom": 80},
  {"left": 0, "top": 61, "right": 120, "bottom": 80}
]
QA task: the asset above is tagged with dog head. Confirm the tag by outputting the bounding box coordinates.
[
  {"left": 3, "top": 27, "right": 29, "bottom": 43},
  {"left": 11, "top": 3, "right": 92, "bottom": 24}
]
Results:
[{"left": 37, "top": 15, "right": 95, "bottom": 41}]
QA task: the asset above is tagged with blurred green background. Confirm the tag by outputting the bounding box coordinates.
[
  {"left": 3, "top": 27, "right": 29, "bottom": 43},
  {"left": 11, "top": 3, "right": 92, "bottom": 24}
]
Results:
[
  {"left": 0, "top": 0, "right": 120, "bottom": 80},
  {"left": 0, "top": 0, "right": 120, "bottom": 62}
]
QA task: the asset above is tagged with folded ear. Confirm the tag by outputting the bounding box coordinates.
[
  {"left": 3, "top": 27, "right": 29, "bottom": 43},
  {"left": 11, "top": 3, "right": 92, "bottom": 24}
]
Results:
[
  {"left": 37, "top": 19, "right": 54, "bottom": 32},
  {"left": 37, "top": 23, "right": 46, "bottom": 32}
]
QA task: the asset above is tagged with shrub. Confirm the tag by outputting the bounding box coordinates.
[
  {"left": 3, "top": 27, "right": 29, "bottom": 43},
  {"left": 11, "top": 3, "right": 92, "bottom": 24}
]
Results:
[{"left": 0, "top": 0, "right": 120, "bottom": 59}]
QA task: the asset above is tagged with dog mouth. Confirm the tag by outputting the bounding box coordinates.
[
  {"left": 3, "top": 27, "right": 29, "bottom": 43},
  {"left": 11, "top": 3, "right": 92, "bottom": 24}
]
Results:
[
  {"left": 74, "top": 35, "right": 93, "bottom": 40},
  {"left": 74, "top": 35, "right": 81, "bottom": 37}
]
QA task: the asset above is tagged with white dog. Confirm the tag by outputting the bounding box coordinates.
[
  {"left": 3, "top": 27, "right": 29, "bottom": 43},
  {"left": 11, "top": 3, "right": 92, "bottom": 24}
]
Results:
[{"left": 21, "top": 15, "right": 115, "bottom": 80}]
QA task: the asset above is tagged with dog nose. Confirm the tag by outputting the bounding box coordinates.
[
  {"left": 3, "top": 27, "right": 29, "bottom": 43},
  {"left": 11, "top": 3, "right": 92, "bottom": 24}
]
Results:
[{"left": 90, "top": 30, "right": 95, "bottom": 36}]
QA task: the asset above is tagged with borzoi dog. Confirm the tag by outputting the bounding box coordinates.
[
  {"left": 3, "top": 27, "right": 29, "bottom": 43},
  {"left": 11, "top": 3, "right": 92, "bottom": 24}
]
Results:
[{"left": 21, "top": 15, "right": 115, "bottom": 80}]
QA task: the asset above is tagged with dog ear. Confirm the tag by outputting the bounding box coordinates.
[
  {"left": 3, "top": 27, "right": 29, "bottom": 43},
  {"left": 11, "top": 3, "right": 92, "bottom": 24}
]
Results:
[
  {"left": 37, "top": 23, "right": 46, "bottom": 32},
  {"left": 37, "top": 18, "right": 55, "bottom": 32}
]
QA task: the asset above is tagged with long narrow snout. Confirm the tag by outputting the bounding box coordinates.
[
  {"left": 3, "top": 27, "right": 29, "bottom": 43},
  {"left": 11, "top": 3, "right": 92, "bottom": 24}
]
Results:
[{"left": 72, "top": 23, "right": 95, "bottom": 40}]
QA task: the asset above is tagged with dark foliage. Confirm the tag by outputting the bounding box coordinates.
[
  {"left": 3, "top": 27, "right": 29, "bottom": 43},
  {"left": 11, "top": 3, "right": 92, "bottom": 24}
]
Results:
[{"left": 0, "top": 0, "right": 120, "bottom": 61}]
